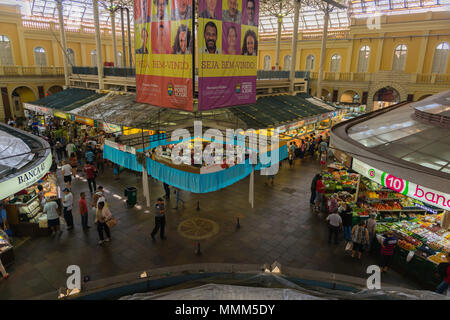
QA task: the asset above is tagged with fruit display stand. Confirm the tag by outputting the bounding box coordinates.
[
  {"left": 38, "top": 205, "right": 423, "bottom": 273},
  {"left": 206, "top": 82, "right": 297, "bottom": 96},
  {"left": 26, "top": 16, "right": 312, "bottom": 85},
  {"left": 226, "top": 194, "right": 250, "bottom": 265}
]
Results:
[
  {"left": 373, "top": 215, "right": 450, "bottom": 289},
  {"left": 322, "top": 167, "right": 360, "bottom": 214}
]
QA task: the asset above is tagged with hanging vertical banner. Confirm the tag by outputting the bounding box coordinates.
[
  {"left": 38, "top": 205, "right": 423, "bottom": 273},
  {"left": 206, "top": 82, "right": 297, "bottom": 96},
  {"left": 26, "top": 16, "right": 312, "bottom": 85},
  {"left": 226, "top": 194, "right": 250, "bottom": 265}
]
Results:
[
  {"left": 198, "top": 0, "right": 258, "bottom": 110},
  {"left": 135, "top": 0, "right": 194, "bottom": 111}
]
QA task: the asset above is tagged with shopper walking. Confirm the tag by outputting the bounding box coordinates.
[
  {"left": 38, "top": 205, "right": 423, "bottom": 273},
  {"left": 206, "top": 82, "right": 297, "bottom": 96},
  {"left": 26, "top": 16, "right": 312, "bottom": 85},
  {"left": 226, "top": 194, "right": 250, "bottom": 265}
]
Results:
[
  {"left": 78, "top": 192, "right": 90, "bottom": 230},
  {"left": 380, "top": 230, "right": 398, "bottom": 272},
  {"left": 366, "top": 213, "right": 377, "bottom": 252},
  {"left": 61, "top": 161, "right": 72, "bottom": 188},
  {"left": 163, "top": 182, "right": 171, "bottom": 200},
  {"left": 310, "top": 173, "right": 321, "bottom": 207},
  {"left": 85, "top": 147, "right": 95, "bottom": 164},
  {"left": 173, "top": 187, "right": 185, "bottom": 209},
  {"left": 326, "top": 211, "right": 342, "bottom": 245},
  {"left": 328, "top": 194, "right": 339, "bottom": 214},
  {"left": 95, "top": 145, "right": 105, "bottom": 175},
  {"left": 66, "top": 141, "right": 76, "bottom": 160},
  {"left": 69, "top": 153, "right": 78, "bottom": 177},
  {"left": 351, "top": 221, "right": 369, "bottom": 259},
  {"left": 288, "top": 151, "right": 294, "bottom": 168},
  {"left": 318, "top": 138, "right": 328, "bottom": 162},
  {"left": 55, "top": 141, "right": 64, "bottom": 162},
  {"left": 95, "top": 201, "right": 111, "bottom": 245},
  {"left": 62, "top": 188, "right": 74, "bottom": 230},
  {"left": 92, "top": 186, "right": 106, "bottom": 209},
  {"left": 83, "top": 162, "right": 97, "bottom": 194},
  {"left": 299, "top": 140, "right": 306, "bottom": 160},
  {"left": 435, "top": 252, "right": 450, "bottom": 295},
  {"left": 151, "top": 198, "right": 167, "bottom": 240},
  {"left": 315, "top": 175, "right": 325, "bottom": 212},
  {"left": 339, "top": 203, "right": 353, "bottom": 242},
  {"left": 43, "top": 198, "right": 62, "bottom": 236}
]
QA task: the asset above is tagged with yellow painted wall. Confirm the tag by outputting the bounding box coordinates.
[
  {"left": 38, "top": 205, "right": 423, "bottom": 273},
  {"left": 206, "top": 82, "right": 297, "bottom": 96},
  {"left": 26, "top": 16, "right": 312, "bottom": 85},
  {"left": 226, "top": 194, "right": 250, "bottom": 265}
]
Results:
[{"left": 0, "top": 22, "right": 21, "bottom": 65}]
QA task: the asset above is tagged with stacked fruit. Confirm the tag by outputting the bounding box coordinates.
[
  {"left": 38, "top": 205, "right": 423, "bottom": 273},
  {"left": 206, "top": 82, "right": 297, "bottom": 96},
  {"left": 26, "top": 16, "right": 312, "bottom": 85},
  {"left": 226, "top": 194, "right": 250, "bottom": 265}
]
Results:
[
  {"left": 403, "top": 235, "right": 422, "bottom": 247},
  {"left": 398, "top": 240, "right": 416, "bottom": 251},
  {"left": 428, "top": 253, "right": 449, "bottom": 264},
  {"left": 428, "top": 242, "right": 442, "bottom": 251}
]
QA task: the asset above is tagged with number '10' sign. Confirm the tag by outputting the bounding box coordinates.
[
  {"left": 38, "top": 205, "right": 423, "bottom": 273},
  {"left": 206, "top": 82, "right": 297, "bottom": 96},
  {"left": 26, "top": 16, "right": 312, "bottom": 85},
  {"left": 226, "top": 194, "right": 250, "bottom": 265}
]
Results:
[{"left": 381, "top": 172, "right": 409, "bottom": 195}]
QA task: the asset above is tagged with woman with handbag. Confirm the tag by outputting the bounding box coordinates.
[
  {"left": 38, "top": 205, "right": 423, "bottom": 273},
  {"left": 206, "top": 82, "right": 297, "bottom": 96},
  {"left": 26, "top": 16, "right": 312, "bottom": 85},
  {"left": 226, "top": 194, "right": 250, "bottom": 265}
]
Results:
[
  {"left": 351, "top": 220, "right": 369, "bottom": 260},
  {"left": 95, "top": 201, "right": 112, "bottom": 245}
]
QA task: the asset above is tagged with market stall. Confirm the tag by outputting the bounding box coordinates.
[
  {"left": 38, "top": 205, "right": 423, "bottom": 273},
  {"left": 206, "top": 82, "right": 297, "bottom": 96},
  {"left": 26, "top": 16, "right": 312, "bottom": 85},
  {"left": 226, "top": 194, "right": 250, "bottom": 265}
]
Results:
[
  {"left": 320, "top": 162, "right": 450, "bottom": 288},
  {"left": 0, "top": 229, "right": 14, "bottom": 268},
  {"left": 4, "top": 173, "right": 59, "bottom": 237}
]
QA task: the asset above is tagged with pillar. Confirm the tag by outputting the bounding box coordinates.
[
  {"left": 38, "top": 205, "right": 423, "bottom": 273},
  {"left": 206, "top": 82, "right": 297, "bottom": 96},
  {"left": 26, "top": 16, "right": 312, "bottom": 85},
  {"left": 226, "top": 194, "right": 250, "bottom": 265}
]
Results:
[
  {"left": 289, "top": 0, "right": 300, "bottom": 94},
  {"left": 417, "top": 31, "right": 430, "bottom": 74},
  {"left": 374, "top": 33, "right": 385, "bottom": 72},
  {"left": 275, "top": 14, "right": 282, "bottom": 70},
  {"left": 93, "top": 0, "right": 104, "bottom": 89},
  {"left": 111, "top": 10, "right": 118, "bottom": 67},
  {"left": 316, "top": 9, "right": 330, "bottom": 99},
  {"left": 56, "top": 0, "right": 70, "bottom": 86},
  {"left": 17, "top": 26, "right": 29, "bottom": 65},
  {"left": 120, "top": 8, "right": 127, "bottom": 67},
  {"left": 126, "top": 8, "right": 133, "bottom": 68},
  {"left": 80, "top": 43, "right": 87, "bottom": 66}
]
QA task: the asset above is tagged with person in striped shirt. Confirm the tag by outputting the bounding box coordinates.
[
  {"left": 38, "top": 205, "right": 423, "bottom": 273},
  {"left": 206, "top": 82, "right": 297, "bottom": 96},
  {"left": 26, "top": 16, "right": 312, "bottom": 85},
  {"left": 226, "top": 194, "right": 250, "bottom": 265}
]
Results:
[{"left": 380, "top": 230, "right": 398, "bottom": 273}]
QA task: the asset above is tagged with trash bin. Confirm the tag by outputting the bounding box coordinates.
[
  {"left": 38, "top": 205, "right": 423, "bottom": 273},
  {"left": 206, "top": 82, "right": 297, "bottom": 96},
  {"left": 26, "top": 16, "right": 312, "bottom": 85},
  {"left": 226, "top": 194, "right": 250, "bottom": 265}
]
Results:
[{"left": 124, "top": 187, "right": 137, "bottom": 208}]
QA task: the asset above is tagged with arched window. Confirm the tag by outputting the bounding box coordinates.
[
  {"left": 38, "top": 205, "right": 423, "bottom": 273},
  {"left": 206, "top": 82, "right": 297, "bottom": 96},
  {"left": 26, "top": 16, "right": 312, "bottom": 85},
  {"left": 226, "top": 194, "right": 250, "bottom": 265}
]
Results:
[
  {"left": 330, "top": 54, "right": 341, "bottom": 72},
  {"left": 392, "top": 44, "right": 407, "bottom": 71},
  {"left": 305, "top": 54, "right": 314, "bottom": 71},
  {"left": 34, "top": 47, "right": 47, "bottom": 66},
  {"left": 283, "top": 55, "right": 291, "bottom": 71},
  {"left": 431, "top": 42, "right": 449, "bottom": 74},
  {"left": 117, "top": 51, "right": 122, "bottom": 67},
  {"left": 0, "top": 35, "right": 13, "bottom": 66},
  {"left": 66, "top": 48, "right": 75, "bottom": 66},
  {"left": 264, "top": 55, "right": 271, "bottom": 70},
  {"left": 357, "top": 45, "right": 370, "bottom": 72},
  {"left": 91, "top": 49, "right": 97, "bottom": 67}
]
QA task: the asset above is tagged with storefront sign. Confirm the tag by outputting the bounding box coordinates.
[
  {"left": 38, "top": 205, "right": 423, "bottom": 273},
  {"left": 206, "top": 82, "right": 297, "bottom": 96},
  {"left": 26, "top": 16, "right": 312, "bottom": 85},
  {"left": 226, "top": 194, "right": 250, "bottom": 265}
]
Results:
[
  {"left": 332, "top": 147, "right": 352, "bottom": 169},
  {"left": 0, "top": 152, "right": 52, "bottom": 200},
  {"left": 197, "top": 0, "right": 259, "bottom": 110},
  {"left": 105, "top": 140, "right": 136, "bottom": 155},
  {"left": 54, "top": 111, "right": 71, "bottom": 120},
  {"left": 102, "top": 122, "right": 122, "bottom": 133},
  {"left": 352, "top": 158, "right": 450, "bottom": 211},
  {"left": 135, "top": 0, "right": 194, "bottom": 111},
  {"left": 74, "top": 115, "right": 94, "bottom": 126}
]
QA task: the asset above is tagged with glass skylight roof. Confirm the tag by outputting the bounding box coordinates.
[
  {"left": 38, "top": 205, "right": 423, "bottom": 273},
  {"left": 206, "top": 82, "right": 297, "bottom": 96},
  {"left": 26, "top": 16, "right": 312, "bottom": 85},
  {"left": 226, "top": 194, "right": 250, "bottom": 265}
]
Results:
[{"left": 2, "top": 0, "right": 449, "bottom": 34}]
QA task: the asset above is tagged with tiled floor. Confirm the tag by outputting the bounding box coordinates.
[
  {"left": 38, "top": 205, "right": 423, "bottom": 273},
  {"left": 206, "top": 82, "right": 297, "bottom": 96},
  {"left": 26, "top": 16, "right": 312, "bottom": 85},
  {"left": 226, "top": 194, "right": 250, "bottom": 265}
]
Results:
[{"left": 0, "top": 157, "right": 425, "bottom": 299}]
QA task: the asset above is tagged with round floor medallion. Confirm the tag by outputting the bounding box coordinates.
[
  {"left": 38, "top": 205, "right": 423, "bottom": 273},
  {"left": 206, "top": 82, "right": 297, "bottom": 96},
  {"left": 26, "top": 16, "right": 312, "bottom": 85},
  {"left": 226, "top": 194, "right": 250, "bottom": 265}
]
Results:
[{"left": 177, "top": 218, "right": 219, "bottom": 240}]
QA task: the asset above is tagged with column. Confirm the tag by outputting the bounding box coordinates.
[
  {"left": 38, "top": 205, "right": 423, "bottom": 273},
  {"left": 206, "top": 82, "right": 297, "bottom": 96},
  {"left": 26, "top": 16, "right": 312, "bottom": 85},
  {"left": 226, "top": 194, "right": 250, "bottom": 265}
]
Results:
[
  {"left": 126, "top": 8, "right": 133, "bottom": 68},
  {"left": 346, "top": 39, "right": 354, "bottom": 72},
  {"left": 275, "top": 14, "right": 282, "bottom": 70},
  {"left": 289, "top": 0, "right": 300, "bottom": 94},
  {"left": 417, "top": 31, "right": 430, "bottom": 74},
  {"left": 120, "top": 8, "right": 127, "bottom": 67},
  {"left": 374, "top": 33, "right": 385, "bottom": 72},
  {"left": 111, "top": 10, "right": 118, "bottom": 67},
  {"left": 56, "top": 0, "right": 70, "bottom": 86},
  {"left": 52, "top": 40, "right": 61, "bottom": 66},
  {"left": 17, "top": 26, "right": 29, "bottom": 66},
  {"left": 316, "top": 9, "right": 330, "bottom": 99},
  {"left": 93, "top": 0, "right": 104, "bottom": 89},
  {"left": 80, "top": 43, "right": 87, "bottom": 66}
]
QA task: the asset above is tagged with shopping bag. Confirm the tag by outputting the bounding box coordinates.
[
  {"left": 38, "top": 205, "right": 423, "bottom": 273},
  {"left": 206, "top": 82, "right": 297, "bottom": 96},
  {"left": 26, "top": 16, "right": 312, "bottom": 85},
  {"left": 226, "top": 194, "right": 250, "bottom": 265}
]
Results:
[
  {"left": 406, "top": 251, "right": 414, "bottom": 263},
  {"left": 106, "top": 218, "right": 117, "bottom": 228},
  {"left": 345, "top": 242, "right": 353, "bottom": 251}
]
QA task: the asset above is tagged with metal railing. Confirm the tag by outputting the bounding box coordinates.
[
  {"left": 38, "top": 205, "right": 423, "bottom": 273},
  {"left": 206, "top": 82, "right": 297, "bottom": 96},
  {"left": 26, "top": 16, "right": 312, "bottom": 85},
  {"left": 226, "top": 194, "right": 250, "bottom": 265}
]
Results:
[
  {"left": 0, "top": 66, "right": 64, "bottom": 76},
  {"left": 71, "top": 67, "right": 310, "bottom": 80}
]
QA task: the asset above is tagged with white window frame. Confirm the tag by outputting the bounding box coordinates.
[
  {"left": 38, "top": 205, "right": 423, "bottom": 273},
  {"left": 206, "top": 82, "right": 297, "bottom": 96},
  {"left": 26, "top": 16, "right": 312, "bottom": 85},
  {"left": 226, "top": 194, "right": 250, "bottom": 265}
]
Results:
[
  {"left": 330, "top": 54, "right": 341, "bottom": 72},
  {"left": 357, "top": 45, "right": 370, "bottom": 73},
  {"left": 305, "top": 54, "right": 315, "bottom": 71},
  {"left": 34, "top": 46, "right": 47, "bottom": 66},
  {"left": 264, "top": 55, "right": 271, "bottom": 70},
  {"left": 0, "top": 35, "right": 14, "bottom": 66},
  {"left": 431, "top": 42, "right": 449, "bottom": 74},
  {"left": 392, "top": 44, "right": 407, "bottom": 71}
]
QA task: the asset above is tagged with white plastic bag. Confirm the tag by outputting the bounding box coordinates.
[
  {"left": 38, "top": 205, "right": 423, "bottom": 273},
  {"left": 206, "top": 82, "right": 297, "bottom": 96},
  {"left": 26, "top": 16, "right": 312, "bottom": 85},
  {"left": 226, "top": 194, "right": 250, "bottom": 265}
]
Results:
[
  {"left": 345, "top": 242, "right": 353, "bottom": 251},
  {"left": 406, "top": 251, "right": 414, "bottom": 263}
]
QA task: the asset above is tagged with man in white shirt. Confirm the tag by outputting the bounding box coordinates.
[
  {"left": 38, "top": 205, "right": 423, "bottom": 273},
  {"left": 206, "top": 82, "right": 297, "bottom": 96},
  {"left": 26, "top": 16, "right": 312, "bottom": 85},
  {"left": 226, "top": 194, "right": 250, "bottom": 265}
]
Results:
[
  {"left": 62, "top": 188, "right": 74, "bottom": 230},
  {"left": 61, "top": 161, "right": 73, "bottom": 188},
  {"left": 326, "top": 212, "right": 342, "bottom": 245},
  {"left": 66, "top": 142, "right": 75, "bottom": 158},
  {"left": 43, "top": 199, "right": 61, "bottom": 236}
]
